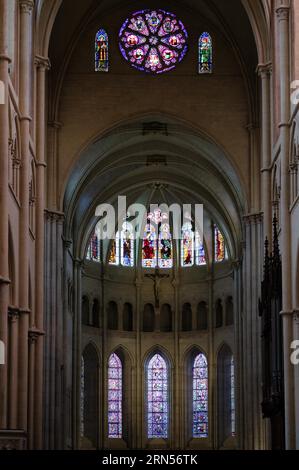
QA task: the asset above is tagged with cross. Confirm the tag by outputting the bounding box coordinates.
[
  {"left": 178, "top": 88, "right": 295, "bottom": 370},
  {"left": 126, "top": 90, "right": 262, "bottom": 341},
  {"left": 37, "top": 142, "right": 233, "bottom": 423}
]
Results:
[{"left": 145, "top": 267, "right": 169, "bottom": 308}]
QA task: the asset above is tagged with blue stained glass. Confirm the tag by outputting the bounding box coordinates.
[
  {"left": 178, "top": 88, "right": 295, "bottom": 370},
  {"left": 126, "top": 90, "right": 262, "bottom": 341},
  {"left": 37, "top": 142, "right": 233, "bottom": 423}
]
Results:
[
  {"left": 95, "top": 29, "right": 109, "bottom": 72},
  {"left": 147, "top": 354, "right": 168, "bottom": 438},
  {"left": 108, "top": 354, "right": 122, "bottom": 438},
  {"left": 193, "top": 354, "right": 208, "bottom": 438},
  {"left": 159, "top": 223, "right": 173, "bottom": 268},
  {"left": 199, "top": 32, "right": 212, "bottom": 74},
  {"left": 121, "top": 222, "right": 134, "bottom": 267}
]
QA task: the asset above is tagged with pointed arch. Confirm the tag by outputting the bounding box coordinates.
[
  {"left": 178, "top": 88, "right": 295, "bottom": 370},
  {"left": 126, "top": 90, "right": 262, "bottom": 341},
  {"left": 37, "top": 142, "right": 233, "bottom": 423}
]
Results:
[{"left": 95, "top": 29, "right": 109, "bottom": 72}]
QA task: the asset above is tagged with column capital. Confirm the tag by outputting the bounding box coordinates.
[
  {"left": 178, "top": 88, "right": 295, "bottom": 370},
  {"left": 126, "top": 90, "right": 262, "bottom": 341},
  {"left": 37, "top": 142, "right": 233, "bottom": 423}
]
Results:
[
  {"left": 293, "top": 309, "right": 299, "bottom": 324},
  {"left": 8, "top": 307, "right": 20, "bottom": 324},
  {"left": 48, "top": 120, "right": 63, "bottom": 130},
  {"left": 243, "top": 212, "right": 263, "bottom": 225},
  {"left": 34, "top": 55, "right": 51, "bottom": 71},
  {"left": 276, "top": 6, "right": 290, "bottom": 21},
  {"left": 19, "top": 0, "right": 34, "bottom": 15},
  {"left": 28, "top": 328, "right": 45, "bottom": 345},
  {"left": 44, "top": 209, "right": 65, "bottom": 222},
  {"left": 257, "top": 62, "right": 272, "bottom": 77}
]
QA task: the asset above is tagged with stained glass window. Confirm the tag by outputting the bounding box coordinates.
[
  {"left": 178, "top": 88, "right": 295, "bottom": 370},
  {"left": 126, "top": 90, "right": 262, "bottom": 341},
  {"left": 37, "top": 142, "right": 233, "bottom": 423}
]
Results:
[
  {"left": 86, "top": 231, "right": 101, "bottom": 262},
  {"left": 95, "top": 29, "right": 109, "bottom": 72},
  {"left": 159, "top": 223, "right": 173, "bottom": 268},
  {"left": 147, "top": 354, "right": 168, "bottom": 438},
  {"left": 199, "top": 32, "right": 212, "bottom": 74},
  {"left": 119, "top": 9, "right": 188, "bottom": 74},
  {"left": 195, "top": 231, "right": 206, "bottom": 266},
  {"left": 193, "top": 353, "right": 208, "bottom": 438},
  {"left": 121, "top": 222, "right": 134, "bottom": 267},
  {"left": 108, "top": 353, "right": 122, "bottom": 439},
  {"left": 181, "top": 222, "right": 194, "bottom": 267},
  {"left": 214, "top": 225, "right": 226, "bottom": 262},
  {"left": 108, "top": 233, "right": 120, "bottom": 266},
  {"left": 142, "top": 223, "right": 157, "bottom": 268},
  {"left": 231, "top": 357, "right": 235, "bottom": 436}
]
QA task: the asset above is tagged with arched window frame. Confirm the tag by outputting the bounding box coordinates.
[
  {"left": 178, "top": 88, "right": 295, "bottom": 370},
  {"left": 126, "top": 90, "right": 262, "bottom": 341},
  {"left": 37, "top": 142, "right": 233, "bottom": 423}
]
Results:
[
  {"left": 108, "top": 353, "right": 123, "bottom": 439},
  {"left": 192, "top": 353, "right": 209, "bottom": 438},
  {"left": 146, "top": 353, "right": 169, "bottom": 439},
  {"left": 198, "top": 32, "right": 213, "bottom": 74},
  {"left": 181, "top": 221, "right": 207, "bottom": 267},
  {"left": 95, "top": 29, "right": 109, "bottom": 72}
]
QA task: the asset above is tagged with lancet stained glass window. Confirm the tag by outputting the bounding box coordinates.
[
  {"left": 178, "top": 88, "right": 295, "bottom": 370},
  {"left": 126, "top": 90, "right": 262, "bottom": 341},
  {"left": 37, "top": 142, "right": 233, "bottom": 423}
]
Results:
[
  {"left": 119, "top": 9, "right": 188, "bottom": 74},
  {"left": 147, "top": 354, "right": 168, "bottom": 438},
  {"left": 199, "top": 32, "right": 212, "bottom": 74},
  {"left": 95, "top": 29, "right": 109, "bottom": 72},
  {"left": 193, "top": 353, "right": 208, "bottom": 438},
  {"left": 214, "top": 225, "right": 226, "bottom": 262},
  {"left": 121, "top": 222, "right": 134, "bottom": 267},
  {"left": 181, "top": 222, "right": 194, "bottom": 267},
  {"left": 108, "top": 236, "right": 119, "bottom": 266},
  {"left": 108, "top": 353, "right": 122, "bottom": 438},
  {"left": 86, "top": 231, "right": 101, "bottom": 262},
  {"left": 159, "top": 223, "right": 173, "bottom": 268},
  {"left": 142, "top": 210, "right": 173, "bottom": 269},
  {"left": 195, "top": 231, "right": 206, "bottom": 266}
]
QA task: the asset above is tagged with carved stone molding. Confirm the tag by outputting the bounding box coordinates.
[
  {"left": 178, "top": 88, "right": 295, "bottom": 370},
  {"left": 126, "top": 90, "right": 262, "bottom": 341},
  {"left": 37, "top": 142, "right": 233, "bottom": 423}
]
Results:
[
  {"left": 276, "top": 7, "right": 289, "bottom": 21},
  {"left": 45, "top": 209, "right": 65, "bottom": 222},
  {"left": 293, "top": 309, "right": 299, "bottom": 325},
  {"left": 8, "top": 307, "right": 20, "bottom": 323},
  {"left": 34, "top": 55, "right": 51, "bottom": 71},
  {"left": 0, "top": 430, "right": 27, "bottom": 450},
  {"left": 257, "top": 62, "right": 272, "bottom": 77},
  {"left": 243, "top": 212, "right": 263, "bottom": 225},
  {"left": 28, "top": 327, "right": 45, "bottom": 345},
  {"left": 19, "top": 0, "right": 34, "bottom": 15}
]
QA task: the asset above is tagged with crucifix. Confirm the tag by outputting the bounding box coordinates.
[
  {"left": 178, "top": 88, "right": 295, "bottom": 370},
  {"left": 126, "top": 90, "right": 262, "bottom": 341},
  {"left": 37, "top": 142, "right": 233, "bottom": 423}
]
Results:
[{"left": 145, "top": 267, "right": 169, "bottom": 308}]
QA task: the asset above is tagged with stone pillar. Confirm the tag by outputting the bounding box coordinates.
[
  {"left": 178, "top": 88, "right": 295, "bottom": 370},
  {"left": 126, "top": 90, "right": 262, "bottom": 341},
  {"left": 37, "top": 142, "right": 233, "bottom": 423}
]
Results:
[
  {"left": 44, "top": 210, "right": 65, "bottom": 449},
  {"left": 34, "top": 55, "right": 50, "bottom": 449},
  {"left": 7, "top": 309, "right": 19, "bottom": 429},
  {"left": 276, "top": 4, "right": 295, "bottom": 449},
  {"left": 135, "top": 277, "right": 142, "bottom": 448},
  {"left": 258, "top": 63, "right": 273, "bottom": 241},
  {"left": 172, "top": 277, "right": 179, "bottom": 448},
  {"left": 18, "top": 0, "right": 34, "bottom": 433},
  {"left": 293, "top": 310, "right": 299, "bottom": 449},
  {"left": 74, "top": 259, "right": 82, "bottom": 449},
  {"left": 0, "top": 0, "right": 10, "bottom": 430},
  {"left": 242, "top": 213, "right": 264, "bottom": 449}
]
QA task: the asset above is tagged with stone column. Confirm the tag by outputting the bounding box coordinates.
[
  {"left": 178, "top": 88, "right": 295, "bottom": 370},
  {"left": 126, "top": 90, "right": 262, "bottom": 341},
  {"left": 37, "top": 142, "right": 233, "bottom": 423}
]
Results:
[
  {"left": 18, "top": 0, "right": 34, "bottom": 433},
  {"left": 293, "top": 310, "right": 299, "bottom": 449},
  {"left": 34, "top": 55, "right": 50, "bottom": 449},
  {"left": 74, "top": 259, "right": 82, "bottom": 449},
  {"left": 242, "top": 213, "right": 264, "bottom": 449},
  {"left": 135, "top": 277, "right": 142, "bottom": 448},
  {"left": 258, "top": 63, "right": 273, "bottom": 241},
  {"left": 276, "top": 4, "right": 295, "bottom": 449},
  {"left": 7, "top": 309, "right": 19, "bottom": 429},
  {"left": 44, "top": 210, "right": 65, "bottom": 449},
  {"left": 172, "top": 277, "right": 179, "bottom": 448},
  {"left": 0, "top": 0, "right": 10, "bottom": 430}
]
